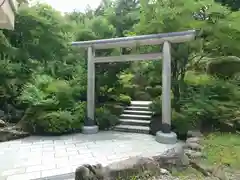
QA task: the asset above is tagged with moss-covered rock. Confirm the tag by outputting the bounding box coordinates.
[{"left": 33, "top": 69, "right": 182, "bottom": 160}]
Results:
[
  {"left": 207, "top": 56, "right": 240, "bottom": 78},
  {"left": 134, "top": 91, "right": 151, "bottom": 101},
  {"left": 145, "top": 85, "right": 162, "bottom": 98}
]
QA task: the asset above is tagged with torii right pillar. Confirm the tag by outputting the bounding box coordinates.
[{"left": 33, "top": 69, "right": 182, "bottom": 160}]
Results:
[{"left": 156, "top": 41, "right": 177, "bottom": 144}]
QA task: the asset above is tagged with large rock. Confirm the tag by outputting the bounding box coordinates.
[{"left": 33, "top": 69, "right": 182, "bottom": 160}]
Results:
[
  {"left": 0, "top": 119, "right": 6, "bottom": 127},
  {"left": 190, "top": 161, "right": 213, "bottom": 176},
  {"left": 0, "top": 126, "right": 30, "bottom": 142},
  {"left": 105, "top": 156, "right": 160, "bottom": 179},
  {"left": 187, "top": 130, "right": 203, "bottom": 138},
  {"left": 153, "top": 145, "right": 190, "bottom": 171},
  {"left": 185, "top": 149, "right": 204, "bottom": 160},
  {"left": 186, "top": 137, "right": 201, "bottom": 144},
  {"left": 75, "top": 145, "right": 190, "bottom": 180},
  {"left": 184, "top": 142, "right": 203, "bottom": 151},
  {"left": 206, "top": 56, "right": 240, "bottom": 78},
  {"left": 75, "top": 164, "right": 106, "bottom": 180}
]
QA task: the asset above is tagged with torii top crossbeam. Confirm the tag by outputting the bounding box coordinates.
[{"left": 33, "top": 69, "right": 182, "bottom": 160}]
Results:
[{"left": 71, "top": 30, "right": 196, "bottom": 49}]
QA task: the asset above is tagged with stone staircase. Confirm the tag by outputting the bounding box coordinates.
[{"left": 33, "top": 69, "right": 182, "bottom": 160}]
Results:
[{"left": 114, "top": 101, "right": 152, "bottom": 134}]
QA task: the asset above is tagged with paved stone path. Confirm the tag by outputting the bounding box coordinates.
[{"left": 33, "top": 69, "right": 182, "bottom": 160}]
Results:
[{"left": 0, "top": 131, "right": 179, "bottom": 180}]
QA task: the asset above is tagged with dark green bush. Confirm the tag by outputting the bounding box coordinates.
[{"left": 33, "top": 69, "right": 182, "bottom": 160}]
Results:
[
  {"left": 171, "top": 110, "right": 191, "bottom": 134},
  {"left": 18, "top": 74, "right": 86, "bottom": 134},
  {"left": 20, "top": 101, "right": 86, "bottom": 134},
  {"left": 104, "top": 103, "right": 124, "bottom": 116},
  {"left": 149, "top": 96, "right": 162, "bottom": 115},
  {"left": 134, "top": 91, "right": 151, "bottom": 101},
  {"left": 150, "top": 73, "right": 240, "bottom": 135},
  {"left": 145, "top": 85, "right": 162, "bottom": 98},
  {"left": 72, "top": 101, "right": 86, "bottom": 122},
  {"left": 35, "top": 110, "right": 82, "bottom": 134},
  {"left": 95, "top": 106, "right": 119, "bottom": 130},
  {"left": 117, "top": 94, "right": 131, "bottom": 105}
]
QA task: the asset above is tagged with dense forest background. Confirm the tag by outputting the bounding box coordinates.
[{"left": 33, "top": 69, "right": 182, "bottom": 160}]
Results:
[{"left": 0, "top": 0, "right": 240, "bottom": 135}]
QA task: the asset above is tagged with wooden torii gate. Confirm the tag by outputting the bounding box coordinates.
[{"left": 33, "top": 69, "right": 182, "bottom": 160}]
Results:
[{"left": 71, "top": 30, "right": 196, "bottom": 144}]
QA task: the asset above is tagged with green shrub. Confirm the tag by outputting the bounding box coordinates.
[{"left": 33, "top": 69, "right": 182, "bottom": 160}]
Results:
[
  {"left": 118, "top": 72, "right": 135, "bottom": 97},
  {"left": 20, "top": 101, "right": 86, "bottom": 134},
  {"left": 117, "top": 94, "right": 131, "bottom": 105},
  {"left": 72, "top": 101, "right": 86, "bottom": 122},
  {"left": 19, "top": 74, "right": 75, "bottom": 109},
  {"left": 145, "top": 85, "right": 162, "bottom": 98},
  {"left": 150, "top": 96, "right": 162, "bottom": 115},
  {"left": 150, "top": 95, "right": 174, "bottom": 115},
  {"left": 150, "top": 74, "right": 240, "bottom": 135},
  {"left": 18, "top": 74, "right": 86, "bottom": 134},
  {"left": 172, "top": 110, "right": 191, "bottom": 134},
  {"left": 185, "top": 71, "right": 213, "bottom": 85},
  {"left": 134, "top": 91, "right": 151, "bottom": 101},
  {"left": 36, "top": 110, "right": 82, "bottom": 134},
  {"left": 45, "top": 79, "right": 74, "bottom": 109},
  {"left": 95, "top": 107, "right": 119, "bottom": 130},
  {"left": 104, "top": 103, "right": 124, "bottom": 116}
]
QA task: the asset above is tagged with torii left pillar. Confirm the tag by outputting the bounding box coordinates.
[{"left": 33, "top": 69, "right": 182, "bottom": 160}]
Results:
[{"left": 82, "top": 46, "right": 99, "bottom": 134}]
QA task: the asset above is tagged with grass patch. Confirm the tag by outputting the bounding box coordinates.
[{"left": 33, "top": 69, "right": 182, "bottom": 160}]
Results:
[
  {"left": 172, "top": 167, "right": 205, "bottom": 179},
  {"left": 116, "top": 171, "right": 157, "bottom": 180},
  {"left": 202, "top": 132, "right": 240, "bottom": 169}
]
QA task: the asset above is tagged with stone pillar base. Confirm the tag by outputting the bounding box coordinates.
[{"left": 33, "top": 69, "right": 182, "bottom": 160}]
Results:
[
  {"left": 156, "top": 131, "right": 177, "bottom": 144},
  {"left": 82, "top": 126, "right": 99, "bottom": 134}
]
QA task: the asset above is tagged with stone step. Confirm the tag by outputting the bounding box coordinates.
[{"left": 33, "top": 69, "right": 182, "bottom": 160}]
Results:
[
  {"left": 131, "top": 101, "right": 152, "bottom": 107},
  {"left": 114, "top": 125, "right": 150, "bottom": 134},
  {"left": 119, "top": 119, "right": 150, "bottom": 126},
  {"left": 126, "top": 106, "right": 150, "bottom": 111},
  {"left": 123, "top": 110, "right": 152, "bottom": 115},
  {"left": 120, "top": 114, "right": 151, "bottom": 120}
]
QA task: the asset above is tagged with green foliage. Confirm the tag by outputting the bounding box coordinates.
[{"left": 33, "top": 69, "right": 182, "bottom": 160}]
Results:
[
  {"left": 118, "top": 72, "right": 135, "bottom": 96},
  {"left": 18, "top": 73, "right": 86, "bottom": 134},
  {"left": 117, "top": 94, "right": 132, "bottom": 105},
  {"left": 133, "top": 91, "right": 151, "bottom": 101},
  {"left": 150, "top": 71, "right": 240, "bottom": 134},
  {"left": 216, "top": 0, "right": 240, "bottom": 11},
  {"left": 95, "top": 107, "right": 119, "bottom": 130},
  {"left": 203, "top": 133, "right": 240, "bottom": 168},
  {"left": 35, "top": 110, "right": 80, "bottom": 134},
  {"left": 145, "top": 85, "right": 162, "bottom": 98},
  {"left": 150, "top": 97, "right": 162, "bottom": 116},
  {"left": 19, "top": 74, "right": 74, "bottom": 109},
  {"left": 22, "top": 106, "right": 84, "bottom": 134},
  {"left": 90, "top": 17, "right": 116, "bottom": 38}
]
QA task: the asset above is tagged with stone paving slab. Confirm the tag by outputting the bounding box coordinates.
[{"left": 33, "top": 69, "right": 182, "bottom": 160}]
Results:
[{"left": 0, "top": 131, "right": 179, "bottom": 180}]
